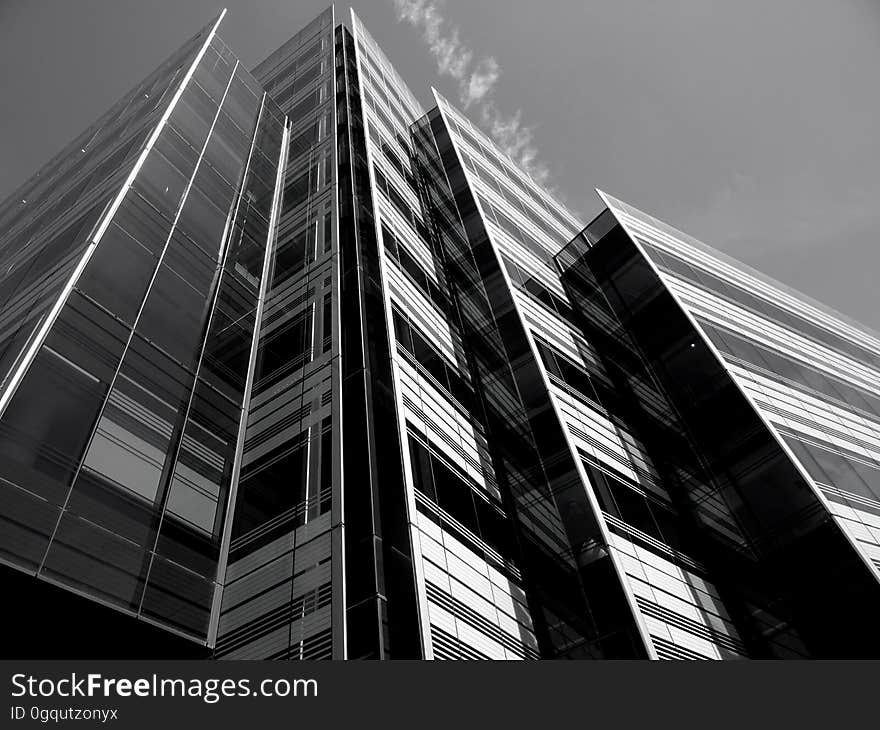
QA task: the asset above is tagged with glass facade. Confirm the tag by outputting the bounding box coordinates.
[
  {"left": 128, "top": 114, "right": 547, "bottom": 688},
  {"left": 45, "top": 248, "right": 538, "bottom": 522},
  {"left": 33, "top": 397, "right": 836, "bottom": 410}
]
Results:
[
  {"left": 1, "top": 6, "right": 878, "bottom": 659},
  {"left": 576, "top": 194, "right": 880, "bottom": 656},
  {"left": 0, "top": 11, "right": 284, "bottom": 654},
  {"left": 411, "top": 109, "right": 646, "bottom": 659},
  {"left": 213, "top": 6, "right": 338, "bottom": 662},
  {"left": 357, "top": 17, "right": 543, "bottom": 660}
]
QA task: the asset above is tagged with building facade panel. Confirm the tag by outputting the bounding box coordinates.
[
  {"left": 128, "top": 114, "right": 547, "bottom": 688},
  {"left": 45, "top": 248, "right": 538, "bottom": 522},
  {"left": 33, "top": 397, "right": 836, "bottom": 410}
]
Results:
[
  {"left": 556, "top": 200, "right": 880, "bottom": 656},
  {"left": 0, "top": 12, "right": 286, "bottom": 653},
  {"left": 602, "top": 194, "right": 880, "bottom": 585}
]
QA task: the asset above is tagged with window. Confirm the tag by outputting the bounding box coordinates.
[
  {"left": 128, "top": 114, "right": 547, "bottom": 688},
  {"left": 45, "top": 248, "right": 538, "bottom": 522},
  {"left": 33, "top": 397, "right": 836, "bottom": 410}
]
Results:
[
  {"left": 254, "top": 309, "right": 313, "bottom": 391},
  {"left": 232, "top": 433, "right": 309, "bottom": 538},
  {"left": 272, "top": 228, "right": 310, "bottom": 287}
]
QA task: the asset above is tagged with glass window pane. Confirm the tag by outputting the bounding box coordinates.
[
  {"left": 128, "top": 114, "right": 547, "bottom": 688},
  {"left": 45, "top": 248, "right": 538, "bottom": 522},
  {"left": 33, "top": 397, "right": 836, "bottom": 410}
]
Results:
[{"left": 77, "top": 221, "right": 159, "bottom": 324}]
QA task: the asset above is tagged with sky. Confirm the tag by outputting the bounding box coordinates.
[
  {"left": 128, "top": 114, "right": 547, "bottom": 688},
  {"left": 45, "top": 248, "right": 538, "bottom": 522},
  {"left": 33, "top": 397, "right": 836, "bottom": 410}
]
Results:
[{"left": 1, "top": 0, "right": 878, "bottom": 329}]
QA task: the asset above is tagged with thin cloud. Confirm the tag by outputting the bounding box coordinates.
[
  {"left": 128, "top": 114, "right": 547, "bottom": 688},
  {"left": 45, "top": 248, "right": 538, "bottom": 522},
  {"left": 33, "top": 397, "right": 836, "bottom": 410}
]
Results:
[
  {"left": 465, "top": 57, "right": 499, "bottom": 107},
  {"left": 390, "top": 0, "right": 551, "bottom": 187}
]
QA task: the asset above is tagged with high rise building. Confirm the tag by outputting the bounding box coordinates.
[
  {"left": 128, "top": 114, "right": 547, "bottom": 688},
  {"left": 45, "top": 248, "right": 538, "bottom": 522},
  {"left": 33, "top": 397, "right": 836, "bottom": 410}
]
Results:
[{"left": 1, "top": 6, "right": 878, "bottom": 660}]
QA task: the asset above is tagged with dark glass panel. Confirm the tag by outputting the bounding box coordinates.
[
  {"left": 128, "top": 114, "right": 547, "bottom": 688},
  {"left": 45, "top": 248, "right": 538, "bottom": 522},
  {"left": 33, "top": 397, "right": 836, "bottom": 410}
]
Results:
[
  {"left": 207, "top": 111, "right": 252, "bottom": 184},
  {"left": 46, "top": 291, "right": 130, "bottom": 384},
  {"left": 288, "top": 121, "right": 320, "bottom": 160},
  {"left": 231, "top": 436, "right": 308, "bottom": 539},
  {"left": 164, "top": 226, "right": 220, "bottom": 292},
  {"left": 199, "top": 305, "right": 255, "bottom": 402},
  {"left": 141, "top": 554, "right": 213, "bottom": 638},
  {"left": 408, "top": 436, "right": 436, "bottom": 502},
  {"left": 474, "top": 497, "right": 515, "bottom": 557},
  {"left": 158, "top": 412, "right": 232, "bottom": 577},
  {"left": 191, "top": 159, "right": 235, "bottom": 216},
  {"left": 320, "top": 424, "right": 333, "bottom": 494},
  {"left": 783, "top": 433, "right": 880, "bottom": 504},
  {"left": 76, "top": 221, "right": 159, "bottom": 325},
  {"left": 135, "top": 261, "right": 210, "bottom": 368},
  {"left": 0, "top": 480, "right": 60, "bottom": 569},
  {"left": 66, "top": 466, "right": 156, "bottom": 547},
  {"left": 322, "top": 211, "right": 332, "bottom": 253},
  {"left": 271, "top": 228, "right": 309, "bottom": 286},
  {"left": 193, "top": 46, "right": 234, "bottom": 105},
  {"left": 126, "top": 328, "right": 191, "bottom": 401},
  {"left": 283, "top": 169, "right": 315, "bottom": 210},
  {"left": 170, "top": 81, "right": 217, "bottom": 151},
  {"left": 175, "top": 184, "right": 228, "bottom": 258},
  {"left": 80, "top": 371, "right": 171, "bottom": 507},
  {"left": 0, "top": 345, "right": 107, "bottom": 506},
  {"left": 186, "top": 376, "right": 239, "bottom": 446},
  {"left": 253, "top": 310, "right": 312, "bottom": 391},
  {"left": 153, "top": 125, "right": 200, "bottom": 183},
  {"left": 112, "top": 191, "right": 174, "bottom": 257},
  {"left": 221, "top": 69, "right": 261, "bottom": 139},
  {"left": 41, "top": 511, "right": 148, "bottom": 611},
  {"left": 131, "top": 149, "right": 189, "bottom": 216},
  {"left": 321, "top": 294, "right": 332, "bottom": 352}
]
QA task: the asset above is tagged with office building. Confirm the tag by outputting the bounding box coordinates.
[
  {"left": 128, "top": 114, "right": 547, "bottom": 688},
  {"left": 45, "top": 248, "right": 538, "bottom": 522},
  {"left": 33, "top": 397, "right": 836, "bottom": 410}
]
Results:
[{"left": 0, "top": 6, "right": 878, "bottom": 659}]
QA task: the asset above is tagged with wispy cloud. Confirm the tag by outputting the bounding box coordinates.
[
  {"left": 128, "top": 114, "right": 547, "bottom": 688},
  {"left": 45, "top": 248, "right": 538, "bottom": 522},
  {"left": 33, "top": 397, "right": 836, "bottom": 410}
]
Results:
[{"left": 390, "top": 0, "right": 552, "bottom": 187}]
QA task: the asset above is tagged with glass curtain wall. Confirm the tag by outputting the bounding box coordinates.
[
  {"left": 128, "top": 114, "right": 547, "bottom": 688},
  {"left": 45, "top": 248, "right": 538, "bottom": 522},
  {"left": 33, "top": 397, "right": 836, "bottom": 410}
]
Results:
[
  {"left": 214, "top": 6, "right": 340, "bottom": 661},
  {"left": 556, "top": 214, "right": 880, "bottom": 657},
  {"left": 0, "top": 19, "right": 283, "bottom": 648},
  {"left": 412, "top": 109, "right": 648, "bottom": 659}
]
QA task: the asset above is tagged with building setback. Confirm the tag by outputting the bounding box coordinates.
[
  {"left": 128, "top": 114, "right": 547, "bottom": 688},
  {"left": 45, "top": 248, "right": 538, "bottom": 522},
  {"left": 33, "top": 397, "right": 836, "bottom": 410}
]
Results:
[{"left": 0, "top": 6, "right": 878, "bottom": 659}]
